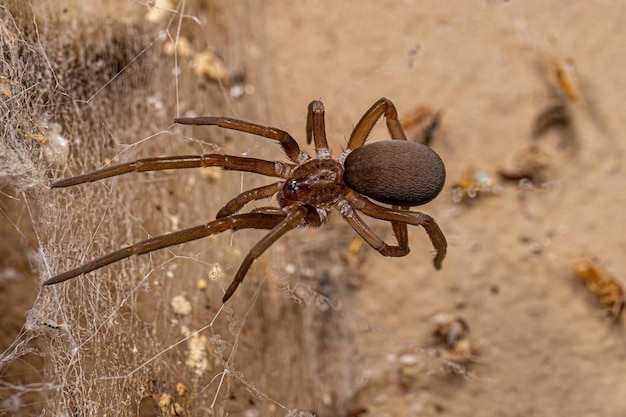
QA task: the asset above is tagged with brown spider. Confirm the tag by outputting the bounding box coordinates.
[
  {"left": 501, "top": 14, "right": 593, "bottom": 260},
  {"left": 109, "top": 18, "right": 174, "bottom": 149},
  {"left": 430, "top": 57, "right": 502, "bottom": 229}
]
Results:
[{"left": 44, "top": 98, "right": 447, "bottom": 303}]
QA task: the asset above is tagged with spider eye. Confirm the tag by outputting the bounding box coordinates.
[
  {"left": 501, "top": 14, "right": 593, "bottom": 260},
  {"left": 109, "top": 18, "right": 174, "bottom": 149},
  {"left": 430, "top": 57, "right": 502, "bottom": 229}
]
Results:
[{"left": 287, "top": 180, "right": 299, "bottom": 192}]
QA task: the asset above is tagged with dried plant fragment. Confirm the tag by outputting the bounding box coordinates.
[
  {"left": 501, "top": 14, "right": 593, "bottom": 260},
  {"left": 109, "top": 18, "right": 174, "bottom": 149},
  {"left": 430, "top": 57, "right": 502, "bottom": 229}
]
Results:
[{"left": 573, "top": 258, "right": 625, "bottom": 319}]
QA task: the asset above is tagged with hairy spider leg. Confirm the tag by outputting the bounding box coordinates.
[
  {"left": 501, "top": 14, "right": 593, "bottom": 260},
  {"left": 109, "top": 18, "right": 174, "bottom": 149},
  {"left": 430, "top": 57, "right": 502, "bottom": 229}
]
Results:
[
  {"left": 306, "top": 100, "right": 331, "bottom": 158},
  {"left": 216, "top": 182, "right": 283, "bottom": 218},
  {"left": 51, "top": 155, "right": 294, "bottom": 188},
  {"left": 175, "top": 116, "right": 303, "bottom": 163},
  {"left": 346, "top": 97, "right": 408, "bottom": 150},
  {"left": 344, "top": 191, "right": 447, "bottom": 269},
  {"left": 222, "top": 205, "right": 309, "bottom": 302},
  {"left": 43, "top": 213, "right": 288, "bottom": 297},
  {"left": 338, "top": 200, "right": 410, "bottom": 257}
]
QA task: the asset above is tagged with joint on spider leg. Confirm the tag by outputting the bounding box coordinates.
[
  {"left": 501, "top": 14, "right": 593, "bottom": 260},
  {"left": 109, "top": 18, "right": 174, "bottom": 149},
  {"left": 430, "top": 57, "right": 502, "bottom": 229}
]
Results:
[
  {"left": 310, "top": 100, "right": 325, "bottom": 113},
  {"left": 297, "top": 152, "right": 311, "bottom": 164},
  {"left": 345, "top": 194, "right": 364, "bottom": 210},
  {"left": 214, "top": 154, "right": 230, "bottom": 166},
  {"left": 275, "top": 162, "right": 292, "bottom": 177},
  {"left": 337, "top": 149, "right": 352, "bottom": 164},
  {"left": 418, "top": 217, "right": 447, "bottom": 270},
  {"left": 380, "top": 243, "right": 410, "bottom": 257},
  {"left": 316, "top": 147, "right": 331, "bottom": 159},
  {"left": 337, "top": 199, "right": 354, "bottom": 217},
  {"left": 315, "top": 207, "right": 331, "bottom": 225}
]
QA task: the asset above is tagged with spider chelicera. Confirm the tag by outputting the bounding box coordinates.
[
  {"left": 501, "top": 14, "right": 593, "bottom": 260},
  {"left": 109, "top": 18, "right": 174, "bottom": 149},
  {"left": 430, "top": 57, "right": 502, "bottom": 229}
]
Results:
[{"left": 44, "top": 98, "right": 447, "bottom": 303}]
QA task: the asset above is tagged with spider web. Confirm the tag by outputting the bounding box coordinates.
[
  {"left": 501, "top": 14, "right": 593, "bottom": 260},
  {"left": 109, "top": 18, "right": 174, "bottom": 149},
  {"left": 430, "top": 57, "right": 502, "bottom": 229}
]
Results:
[{"left": 0, "top": 1, "right": 379, "bottom": 415}]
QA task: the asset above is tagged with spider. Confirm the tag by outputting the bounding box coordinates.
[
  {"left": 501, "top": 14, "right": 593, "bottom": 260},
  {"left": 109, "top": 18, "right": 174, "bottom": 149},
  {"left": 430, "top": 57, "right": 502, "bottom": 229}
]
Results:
[{"left": 44, "top": 98, "right": 447, "bottom": 303}]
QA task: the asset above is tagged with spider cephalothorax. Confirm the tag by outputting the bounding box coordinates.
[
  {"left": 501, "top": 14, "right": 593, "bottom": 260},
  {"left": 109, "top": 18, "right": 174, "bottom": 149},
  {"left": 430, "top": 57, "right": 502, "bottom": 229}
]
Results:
[
  {"left": 45, "top": 98, "right": 447, "bottom": 303},
  {"left": 279, "top": 159, "right": 347, "bottom": 209}
]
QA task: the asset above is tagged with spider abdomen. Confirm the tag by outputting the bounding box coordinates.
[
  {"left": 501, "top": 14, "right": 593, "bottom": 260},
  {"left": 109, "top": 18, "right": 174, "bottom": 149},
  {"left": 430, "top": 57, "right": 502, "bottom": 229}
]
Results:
[{"left": 343, "top": 140, "right": 445, "bottom": 206}]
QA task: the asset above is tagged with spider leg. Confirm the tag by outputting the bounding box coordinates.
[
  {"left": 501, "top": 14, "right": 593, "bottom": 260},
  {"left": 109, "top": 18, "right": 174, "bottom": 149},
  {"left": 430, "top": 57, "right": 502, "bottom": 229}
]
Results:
[
  {"left": 222, "top": 205, "right": 309, "bottom": 302},
  {"left": 391, "top": 220, "right": 409, "bottom": 252},
  {"left": 346, "top": 97, "right": 408, "bottom": 150},
  {"left": 43, "top": 213, "right": 286, "bottom": 286},
  {"left": 345, "top": 192, "right": 447, "bottom": 269},
  {"left": 175, "top": 116, "right": 304, "bottom": 163},
  {"left": 337, "top": 200, "right": 410, "bottom": 257},
  {"left": 216, "top": 182, "right": 283, "bottom": 218},
  {"left": 51, "top": 155, "right": 295, "bottom": 188},
  {"left": 306, "top": 101, "right": 331, "bottom": 158}
]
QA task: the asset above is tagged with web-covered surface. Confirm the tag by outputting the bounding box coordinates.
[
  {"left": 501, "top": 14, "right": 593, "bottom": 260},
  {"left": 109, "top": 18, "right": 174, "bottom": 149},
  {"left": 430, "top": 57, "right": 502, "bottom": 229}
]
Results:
[{"left": 1, "top": 1, "right": 356, "bottom": 415}]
